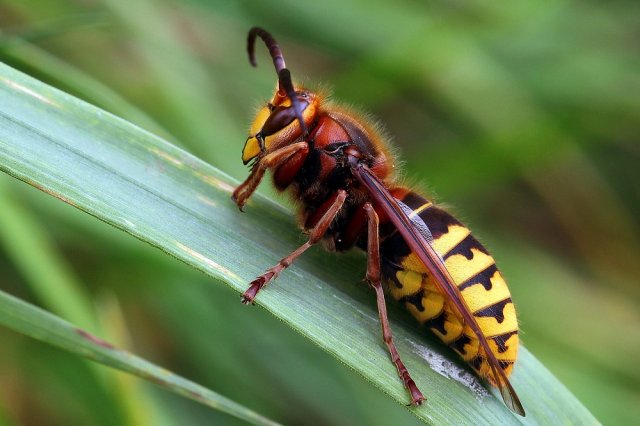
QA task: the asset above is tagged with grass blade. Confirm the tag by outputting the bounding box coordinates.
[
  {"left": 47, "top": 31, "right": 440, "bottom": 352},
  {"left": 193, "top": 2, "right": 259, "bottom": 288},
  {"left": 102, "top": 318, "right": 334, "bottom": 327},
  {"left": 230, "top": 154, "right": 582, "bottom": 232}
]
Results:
[{"left": 0, "top": 289, "right": 279, "bottom": 426}]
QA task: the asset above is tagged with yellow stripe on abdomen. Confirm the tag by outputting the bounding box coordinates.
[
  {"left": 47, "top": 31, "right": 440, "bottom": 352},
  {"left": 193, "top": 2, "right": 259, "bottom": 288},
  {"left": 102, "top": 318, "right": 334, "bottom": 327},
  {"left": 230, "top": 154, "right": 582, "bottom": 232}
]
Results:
[
  {"left": 381, "top": 199, "right": 519, "bottom": 383},
  {"left": 432, "top": 224, "right": 469, "bottom": 255},
  {"left": 444, "top": 248, "right": 495, "bottom": 285}
]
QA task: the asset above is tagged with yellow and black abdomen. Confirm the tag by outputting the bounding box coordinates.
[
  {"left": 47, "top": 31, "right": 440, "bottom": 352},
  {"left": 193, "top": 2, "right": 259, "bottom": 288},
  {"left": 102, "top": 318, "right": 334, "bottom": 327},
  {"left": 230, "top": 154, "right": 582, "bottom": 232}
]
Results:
[{"left": 379, "top": 190, "right": 519, "bottom": 383}]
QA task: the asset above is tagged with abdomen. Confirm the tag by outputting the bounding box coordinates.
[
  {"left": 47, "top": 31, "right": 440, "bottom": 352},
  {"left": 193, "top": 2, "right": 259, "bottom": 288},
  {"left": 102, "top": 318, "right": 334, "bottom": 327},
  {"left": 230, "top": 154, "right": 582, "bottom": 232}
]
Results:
[{"left": 379, "top": 189, "right": 519, "bottom": 382}]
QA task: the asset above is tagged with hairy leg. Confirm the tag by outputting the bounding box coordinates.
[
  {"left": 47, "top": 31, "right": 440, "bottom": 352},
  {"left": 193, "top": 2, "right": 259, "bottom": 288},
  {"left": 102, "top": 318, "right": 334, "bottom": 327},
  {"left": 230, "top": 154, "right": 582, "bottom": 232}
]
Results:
[
  {"left": 241, "top": 189, "right": 347, "bottom": 304},
  {"left": 232, "top": 141, "right": 308, "bottom": 210}
]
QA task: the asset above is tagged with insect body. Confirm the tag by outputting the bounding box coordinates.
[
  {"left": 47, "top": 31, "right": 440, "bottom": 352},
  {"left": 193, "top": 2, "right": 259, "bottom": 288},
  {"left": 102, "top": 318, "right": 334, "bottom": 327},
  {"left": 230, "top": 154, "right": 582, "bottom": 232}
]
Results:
[{"left": 233, "top": 27, "right": 524, "bottom": 416}]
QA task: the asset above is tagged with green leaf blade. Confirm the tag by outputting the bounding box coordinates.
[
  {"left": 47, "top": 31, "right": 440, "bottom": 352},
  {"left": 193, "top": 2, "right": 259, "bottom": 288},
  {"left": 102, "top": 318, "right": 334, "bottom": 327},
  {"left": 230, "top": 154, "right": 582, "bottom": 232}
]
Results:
[{"left": 0, "top": 289, "right": 279, "bottom": 426}]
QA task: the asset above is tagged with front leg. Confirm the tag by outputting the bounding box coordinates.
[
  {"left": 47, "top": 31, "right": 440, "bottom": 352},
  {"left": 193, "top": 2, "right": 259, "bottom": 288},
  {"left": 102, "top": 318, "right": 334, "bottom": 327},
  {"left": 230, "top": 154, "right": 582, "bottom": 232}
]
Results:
[{"left": 232, "top": 141, "right": 308, "bottom": 210}]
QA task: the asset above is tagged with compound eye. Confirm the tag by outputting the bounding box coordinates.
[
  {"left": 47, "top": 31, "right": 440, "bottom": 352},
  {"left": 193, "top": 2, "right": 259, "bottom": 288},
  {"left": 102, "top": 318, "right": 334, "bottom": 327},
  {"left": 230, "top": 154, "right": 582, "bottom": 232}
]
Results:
[{"left": 261, "top": 98, "right": 309, "bottom": 137}]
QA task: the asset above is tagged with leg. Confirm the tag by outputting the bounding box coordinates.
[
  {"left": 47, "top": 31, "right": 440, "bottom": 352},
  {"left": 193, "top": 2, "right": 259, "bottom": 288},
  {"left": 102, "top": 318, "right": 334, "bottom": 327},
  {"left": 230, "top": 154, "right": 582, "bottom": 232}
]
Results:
[
  {"left": 232, "top": 141, "right": 308, "bottom": 210},
  {"left": 364, "top": 203, "right": 426, "bottom": 406},
  {"left": 241, "top": 189, "right": 347, "bottom": 304}
]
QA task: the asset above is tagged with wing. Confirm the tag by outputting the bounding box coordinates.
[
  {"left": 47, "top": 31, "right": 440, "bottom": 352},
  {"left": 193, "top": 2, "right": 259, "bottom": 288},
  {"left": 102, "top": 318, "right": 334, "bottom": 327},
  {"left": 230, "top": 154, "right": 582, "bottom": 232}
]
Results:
[{"left": 352, "top": 162, "right": 525, "bottom": 417}]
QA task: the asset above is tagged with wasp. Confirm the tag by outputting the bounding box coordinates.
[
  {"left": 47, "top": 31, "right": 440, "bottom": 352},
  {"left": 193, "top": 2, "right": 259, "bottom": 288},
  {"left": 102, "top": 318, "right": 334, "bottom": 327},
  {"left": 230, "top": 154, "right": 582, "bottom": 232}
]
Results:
[{"left": 232, "top": 27, "right": 525, "bottom": 416}]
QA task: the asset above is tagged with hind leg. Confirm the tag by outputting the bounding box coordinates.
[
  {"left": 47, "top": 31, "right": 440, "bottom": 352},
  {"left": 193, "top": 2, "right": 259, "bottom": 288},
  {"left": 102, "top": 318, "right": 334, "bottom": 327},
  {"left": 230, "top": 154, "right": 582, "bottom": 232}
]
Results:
[{"left": 364, "top": 203, "right": 425, "bottom": 406}]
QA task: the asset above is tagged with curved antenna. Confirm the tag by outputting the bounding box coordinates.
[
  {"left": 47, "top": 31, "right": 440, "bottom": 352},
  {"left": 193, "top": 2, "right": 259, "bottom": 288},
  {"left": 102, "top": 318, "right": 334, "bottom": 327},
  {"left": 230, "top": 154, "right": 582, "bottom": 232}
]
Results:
[
  {"left": 247, "top": 27, "right": 286, "bottom": 72},
  {"left": 247, "top": 27, "right": 307, "bottom": 134}
]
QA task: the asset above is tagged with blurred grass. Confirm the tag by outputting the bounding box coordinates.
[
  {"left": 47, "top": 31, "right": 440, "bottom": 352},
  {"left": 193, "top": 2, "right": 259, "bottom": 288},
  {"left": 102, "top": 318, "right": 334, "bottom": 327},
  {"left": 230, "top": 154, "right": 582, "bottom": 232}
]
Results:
[
  {"left": 0, "top": 0, "right": 638, "bottom": 424},
  {"left": 0, "top": 287, "right": 280, "bottom": 426},
  {"left": 0, "top": 178, "right": 97, "bottom": 332}
]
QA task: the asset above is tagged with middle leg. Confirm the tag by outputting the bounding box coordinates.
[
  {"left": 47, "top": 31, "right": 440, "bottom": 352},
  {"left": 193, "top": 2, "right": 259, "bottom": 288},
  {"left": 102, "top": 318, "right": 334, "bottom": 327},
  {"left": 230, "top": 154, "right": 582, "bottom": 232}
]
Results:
[{"left": 241, "top": 189, "right": 347, "bottom": 304}]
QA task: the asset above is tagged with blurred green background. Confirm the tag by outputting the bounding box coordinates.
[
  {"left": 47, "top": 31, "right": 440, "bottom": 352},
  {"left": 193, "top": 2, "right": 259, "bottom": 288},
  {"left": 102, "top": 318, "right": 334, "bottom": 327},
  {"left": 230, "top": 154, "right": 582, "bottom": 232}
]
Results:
[{"left": 0, "top": 0, "right": 638, "bottom": 425}]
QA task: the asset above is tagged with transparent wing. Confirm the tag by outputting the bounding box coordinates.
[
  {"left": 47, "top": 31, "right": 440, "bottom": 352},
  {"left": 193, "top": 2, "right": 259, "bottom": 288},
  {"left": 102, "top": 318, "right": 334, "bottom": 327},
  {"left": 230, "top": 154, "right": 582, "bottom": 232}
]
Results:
[{"left": 352, "top": 163, "right": 525, "bottom": 417}]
